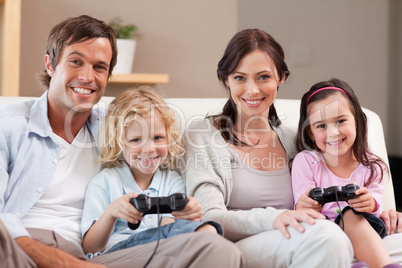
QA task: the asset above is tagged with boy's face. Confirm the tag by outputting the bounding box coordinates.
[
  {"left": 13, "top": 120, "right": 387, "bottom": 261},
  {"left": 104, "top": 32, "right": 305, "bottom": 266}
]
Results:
[
  {"left": 123, "top": 112, "right": 169, "bottom": 180},
  {"left": 46, "top": 37, "right": 112, "bottom": 115}
]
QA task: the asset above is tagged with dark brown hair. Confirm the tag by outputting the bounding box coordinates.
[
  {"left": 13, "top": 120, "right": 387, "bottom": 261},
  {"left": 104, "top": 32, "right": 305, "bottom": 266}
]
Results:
[
  {"left": 37, "top": 15, "right": 117, "bottom": 90},
  {"left": 213, "top": 29, "right": 290, "bottom": 146},
  {"left": 296, "top": 78, "right": 387, "bottom": 186}
]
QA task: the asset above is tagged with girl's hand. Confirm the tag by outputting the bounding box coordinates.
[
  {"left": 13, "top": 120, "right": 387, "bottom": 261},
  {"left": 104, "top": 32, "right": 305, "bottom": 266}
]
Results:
[
  {"left": 273, "top": 209, "right": 326, "bottom": 239},
  {"left": 295, "top": 186, "right": 322, "bottom": 212},
  {"left": 348, "top": 187, "right": 376, "bottom": 213},
  {"left": 105, "top": 192, "right": 143, "bottom": 225},
  {"left": 171, "top": 196, "right": 203, "bottom": 221}
]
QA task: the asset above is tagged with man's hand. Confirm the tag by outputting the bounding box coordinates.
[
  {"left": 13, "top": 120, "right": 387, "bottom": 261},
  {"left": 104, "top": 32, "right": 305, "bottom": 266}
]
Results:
[{"left": 16, "top": 237, "right": 106, "bottom": 268}]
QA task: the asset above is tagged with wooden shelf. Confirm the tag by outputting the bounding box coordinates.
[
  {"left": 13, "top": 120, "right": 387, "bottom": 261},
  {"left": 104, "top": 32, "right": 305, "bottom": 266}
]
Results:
[{"left": 109, "top": 73, "right": 169, "bottom": 84}]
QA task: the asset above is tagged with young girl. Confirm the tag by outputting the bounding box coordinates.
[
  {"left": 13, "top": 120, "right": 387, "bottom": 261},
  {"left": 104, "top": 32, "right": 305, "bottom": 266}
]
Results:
[
  {"left": 81, "top": 87, "right": 222, "bottom": 256},
  {"left": 292, "top": 78, "right": 400, "bottom": 268}
]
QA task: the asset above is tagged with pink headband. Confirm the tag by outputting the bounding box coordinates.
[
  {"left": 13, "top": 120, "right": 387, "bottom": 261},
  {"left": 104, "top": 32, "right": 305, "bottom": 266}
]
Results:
[{"left": 306, "top": 87, "right": 350, "bottom": 104}]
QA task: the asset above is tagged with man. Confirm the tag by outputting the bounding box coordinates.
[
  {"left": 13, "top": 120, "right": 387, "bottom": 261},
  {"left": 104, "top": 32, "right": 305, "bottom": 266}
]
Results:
[{"left": 0, "top": 15, "right": 243, "bottom": 268}]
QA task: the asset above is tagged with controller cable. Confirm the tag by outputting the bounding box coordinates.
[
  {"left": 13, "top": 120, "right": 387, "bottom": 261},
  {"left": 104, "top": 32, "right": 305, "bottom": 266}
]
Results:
[
  {"left": 334, "top": 190, "right": 345, "bottom": 231},
  {"left": 143, "top": 198, "right": 162, "bottom": 268}
]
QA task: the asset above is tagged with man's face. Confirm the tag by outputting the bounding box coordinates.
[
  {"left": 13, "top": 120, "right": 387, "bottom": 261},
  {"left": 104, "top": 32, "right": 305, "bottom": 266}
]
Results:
[{"left": 46, "top": 37, "right": 113, "bottom": 115}]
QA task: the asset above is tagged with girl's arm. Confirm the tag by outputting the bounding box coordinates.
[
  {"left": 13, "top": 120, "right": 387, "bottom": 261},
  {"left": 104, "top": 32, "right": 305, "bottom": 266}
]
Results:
[
  {"left": 82, "top": 192, "right": 141, "bottom": 254},
  {"left": 294, "top": 186, "right": 322, "bottom": 212},
  {"left": 291, "top": 151, "right": 321, "bottom": 210},
  {"left": 349, "top": 164, "right": 387, "bottom": 216},
  {"left": 348, "top": 187, "right": 376, "bottom": 213}
]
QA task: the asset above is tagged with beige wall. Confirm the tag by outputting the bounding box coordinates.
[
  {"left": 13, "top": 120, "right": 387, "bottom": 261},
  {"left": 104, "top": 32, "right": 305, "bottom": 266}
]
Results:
[
  {"left": 388, "top": 0, "right": 402, "bottom": 156},
  {"left": 239, "top": 0, "right": 390, "bottom": 143},
  {"left": 4, "top": 0, "right": 402, "bottom": 155},
  {"left": 19, "top": 0, "right": 237, "bottom": 98}
]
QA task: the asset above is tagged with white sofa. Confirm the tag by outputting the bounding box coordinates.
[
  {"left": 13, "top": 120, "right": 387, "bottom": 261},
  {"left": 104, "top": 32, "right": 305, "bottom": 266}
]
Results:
[{"left": 0, "top": 96, "right": 396, "bottom": 211}]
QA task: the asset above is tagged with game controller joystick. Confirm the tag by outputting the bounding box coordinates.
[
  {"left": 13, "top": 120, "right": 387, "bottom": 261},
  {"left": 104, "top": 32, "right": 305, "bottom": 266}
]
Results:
[
  {"left": 127, "top": 193, "right": 188, "bottom": 230},
  {"left": 308, "top": 183, "right": 360, "bottom": 205}
]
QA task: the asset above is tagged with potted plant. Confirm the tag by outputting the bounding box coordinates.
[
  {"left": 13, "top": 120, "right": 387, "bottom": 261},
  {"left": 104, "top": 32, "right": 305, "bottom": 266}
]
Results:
[{"left": 108, "top": 17, "right": 138, "bottom": 74}]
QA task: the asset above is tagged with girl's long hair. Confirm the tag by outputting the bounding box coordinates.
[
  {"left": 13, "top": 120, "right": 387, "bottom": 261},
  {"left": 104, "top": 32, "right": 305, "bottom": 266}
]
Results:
[{"left": 296, "top": 78, "right": 387, "bottom": 186}]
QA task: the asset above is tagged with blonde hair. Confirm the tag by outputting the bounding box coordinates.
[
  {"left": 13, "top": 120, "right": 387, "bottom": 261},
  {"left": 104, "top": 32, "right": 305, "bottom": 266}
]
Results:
[{"left": 99, "top": 86, "right": 184, "bottom": 170}]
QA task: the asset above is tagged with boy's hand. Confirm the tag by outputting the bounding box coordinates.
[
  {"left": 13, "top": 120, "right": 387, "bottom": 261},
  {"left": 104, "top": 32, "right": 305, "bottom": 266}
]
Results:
[
  {"left": 105, "top": 192, "right": 143, "bottom": 225},
  {"left": 348, "top": 187, "right": 376, "bottom": 213},
  {"left": 295, "top": 186, "right": 322, "bottom": 212},
  {"left": 172, "top": 196, "right": 203, "bottom": 221}
]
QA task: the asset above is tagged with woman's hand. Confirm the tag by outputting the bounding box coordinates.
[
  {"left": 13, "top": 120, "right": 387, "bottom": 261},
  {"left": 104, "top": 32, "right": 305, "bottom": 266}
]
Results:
[
  {"left": 348, "top": 187, "right": 376, "bottom": 213},
  {"left": 295, "top": 186, "right": 322, "bottom": 212},
  {"left": 380, "top": 209, "right": 402, "bottom": 235},
  {"left": 105, "top": 192, "right": 143, "bottom": 225},
  {"left": 171, "top": 196, "right": 203, "bottom": 221},
  {"left": 273, "top": 209, "right": 326, "bottom": 239}
]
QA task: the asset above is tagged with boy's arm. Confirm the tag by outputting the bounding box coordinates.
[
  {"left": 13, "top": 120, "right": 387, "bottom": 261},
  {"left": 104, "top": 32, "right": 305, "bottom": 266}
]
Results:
[
  {"left": 82, "top": 192, "right": 140, "bottom": 254},
  {"left": 16, "top": 236, "right": 105, "bottom": 268}
]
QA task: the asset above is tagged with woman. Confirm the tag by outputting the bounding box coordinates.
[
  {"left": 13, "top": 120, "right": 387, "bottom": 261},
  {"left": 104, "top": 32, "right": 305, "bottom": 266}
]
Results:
[{"left": 178, "top": 29, "right": 354, "bottom": 267}]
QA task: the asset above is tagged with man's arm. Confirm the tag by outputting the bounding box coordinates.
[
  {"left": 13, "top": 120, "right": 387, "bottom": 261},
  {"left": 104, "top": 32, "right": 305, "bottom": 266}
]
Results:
[{"left": 16, "top": 237, "right": 106, "bottom": 268}]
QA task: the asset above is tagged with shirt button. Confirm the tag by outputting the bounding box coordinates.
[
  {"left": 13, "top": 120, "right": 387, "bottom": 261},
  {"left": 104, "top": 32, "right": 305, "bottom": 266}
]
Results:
[
  {"left": 52, "top": 159, "right": 58, "bottom": 164},
  {"left": 147, "top": 218, "right": 152, "bottom": 223},
  {"left": 37, "top": 187, "right": 43, "bottom": 193},
  {"left": 14, "top": 213, "right": 19, "bottom": 218}
]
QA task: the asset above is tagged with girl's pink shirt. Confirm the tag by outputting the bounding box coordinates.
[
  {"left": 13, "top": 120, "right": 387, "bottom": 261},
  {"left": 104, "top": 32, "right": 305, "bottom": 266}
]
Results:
[{"left": 291, "top": 150, "right": 386, "bottom": 220}]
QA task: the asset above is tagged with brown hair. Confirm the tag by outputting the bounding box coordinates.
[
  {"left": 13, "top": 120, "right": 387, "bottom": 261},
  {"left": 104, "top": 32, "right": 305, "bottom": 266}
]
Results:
[{"left": 37, "top": 15, "right": 117, "bottom": 90}]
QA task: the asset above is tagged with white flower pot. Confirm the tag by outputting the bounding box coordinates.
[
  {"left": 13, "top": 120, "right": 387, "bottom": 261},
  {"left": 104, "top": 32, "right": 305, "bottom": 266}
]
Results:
[{"left": 113, "top": 39, "right": 136, "bottom": 74}]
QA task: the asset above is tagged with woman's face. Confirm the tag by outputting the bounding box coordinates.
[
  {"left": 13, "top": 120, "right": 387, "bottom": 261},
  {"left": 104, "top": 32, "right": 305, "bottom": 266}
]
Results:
[{"left": 226, "top": 50, "right": 284, "bottom": 121}]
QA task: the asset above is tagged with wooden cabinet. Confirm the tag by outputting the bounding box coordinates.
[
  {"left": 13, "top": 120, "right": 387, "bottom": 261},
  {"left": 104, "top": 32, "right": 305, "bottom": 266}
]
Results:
[{"left": 0, "top": 0, "right": 21, "bottom": 96}]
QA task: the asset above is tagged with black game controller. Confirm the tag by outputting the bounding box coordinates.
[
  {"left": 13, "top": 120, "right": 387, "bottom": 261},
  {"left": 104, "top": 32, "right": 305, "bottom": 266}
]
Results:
[
  {"left": 127, "top": 193, "right": 188, "bottom": 230},
  {"left": 308, "top": 183, "right": 360, "bottom": 205}
]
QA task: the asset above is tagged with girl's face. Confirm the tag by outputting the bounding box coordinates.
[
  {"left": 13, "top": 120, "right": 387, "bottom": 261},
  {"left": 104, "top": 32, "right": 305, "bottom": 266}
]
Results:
[
  {"left": 307, "top": 93, "right": 356, "bottom": 163},
  {"left": 226, "top": 49, "right": 284, "bottom": 120},
  {"left": 123, "top": 112, "right": 168, "bottom": 179}
]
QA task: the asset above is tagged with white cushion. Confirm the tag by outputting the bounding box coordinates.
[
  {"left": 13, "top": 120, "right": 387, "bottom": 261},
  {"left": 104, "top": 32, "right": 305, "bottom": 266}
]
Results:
[{"left": 0, "top": 96, "right": 394, "bottom": 210}]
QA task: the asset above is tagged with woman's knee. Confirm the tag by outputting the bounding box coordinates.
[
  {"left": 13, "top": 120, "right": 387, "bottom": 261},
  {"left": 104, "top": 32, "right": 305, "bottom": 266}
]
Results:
[{"left": 303, "top": 220, "right": 352, "bottom": 249}]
